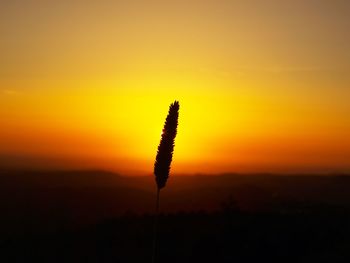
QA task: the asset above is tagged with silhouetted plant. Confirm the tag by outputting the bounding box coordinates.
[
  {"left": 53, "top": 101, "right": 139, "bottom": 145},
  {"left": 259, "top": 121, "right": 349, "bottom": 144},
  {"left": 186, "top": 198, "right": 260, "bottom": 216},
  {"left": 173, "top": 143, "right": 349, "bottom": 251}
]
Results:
[{"left": 152, "top": 100, "right": 179, "bottom": 263}]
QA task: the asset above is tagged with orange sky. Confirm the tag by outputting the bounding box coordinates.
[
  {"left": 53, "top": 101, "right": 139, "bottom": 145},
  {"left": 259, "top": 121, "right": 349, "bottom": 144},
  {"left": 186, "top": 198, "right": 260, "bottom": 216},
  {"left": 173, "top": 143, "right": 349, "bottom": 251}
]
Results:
[{"left": 1, "top": 1, "right": 350, "bottom": 174}]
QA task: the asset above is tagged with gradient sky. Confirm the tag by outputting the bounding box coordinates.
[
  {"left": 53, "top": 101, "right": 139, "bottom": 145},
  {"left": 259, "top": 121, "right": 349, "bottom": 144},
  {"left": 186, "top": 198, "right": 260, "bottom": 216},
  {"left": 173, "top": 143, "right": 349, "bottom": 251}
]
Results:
[{"left": 1, "top": 0, "right": 350, "bottom": 174}]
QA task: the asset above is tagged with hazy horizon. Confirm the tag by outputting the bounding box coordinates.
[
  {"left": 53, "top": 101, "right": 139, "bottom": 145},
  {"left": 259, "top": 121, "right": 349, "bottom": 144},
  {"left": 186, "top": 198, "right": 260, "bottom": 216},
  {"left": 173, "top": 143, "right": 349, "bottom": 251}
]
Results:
[
  {"left": 1, "top": 161, "right": 349, "bottom": 177},
  {"left": 2, "top": 2, "right": 350, "bottom": 262}
]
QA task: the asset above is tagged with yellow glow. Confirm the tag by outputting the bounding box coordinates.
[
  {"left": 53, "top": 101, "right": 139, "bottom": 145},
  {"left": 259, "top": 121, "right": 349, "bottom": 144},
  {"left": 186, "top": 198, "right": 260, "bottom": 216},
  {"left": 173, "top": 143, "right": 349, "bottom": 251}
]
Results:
[{"left": 1, "top": 1, "right": 350, "bottom": 174}]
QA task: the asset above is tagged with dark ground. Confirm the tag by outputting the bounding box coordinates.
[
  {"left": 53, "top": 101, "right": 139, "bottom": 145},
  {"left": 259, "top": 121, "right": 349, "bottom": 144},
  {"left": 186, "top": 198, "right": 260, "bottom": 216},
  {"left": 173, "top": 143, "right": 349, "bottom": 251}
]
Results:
[{"left": 1, "top": 171, "right": 350, "bottom": 262}]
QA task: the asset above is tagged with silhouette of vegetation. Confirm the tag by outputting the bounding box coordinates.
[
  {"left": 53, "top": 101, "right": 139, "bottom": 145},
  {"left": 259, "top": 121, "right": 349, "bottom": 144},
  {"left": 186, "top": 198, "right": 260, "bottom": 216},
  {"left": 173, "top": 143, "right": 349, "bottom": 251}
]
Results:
[
  {"left": 154, "top": 100, "right": 179, "bottom": 190},
  {"left": 1, "top": 171, "right": 350, "bottom": 262},
  {"left": 2, "top": 203, "right": 350, "bottom": 262},
  {"left": 153, "top": 101, "right": 179, "bottom": 263}
]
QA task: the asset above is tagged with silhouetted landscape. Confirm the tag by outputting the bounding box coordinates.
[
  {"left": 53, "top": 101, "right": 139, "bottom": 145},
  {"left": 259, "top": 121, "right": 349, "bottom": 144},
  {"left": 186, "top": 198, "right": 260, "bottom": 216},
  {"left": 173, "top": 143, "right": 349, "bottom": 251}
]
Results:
[
  {"left": 1, "top": 170, "right": 350, "bottom": 262},
  {"left": 2, "top": 0, "right": 350, "bottom": 262}
]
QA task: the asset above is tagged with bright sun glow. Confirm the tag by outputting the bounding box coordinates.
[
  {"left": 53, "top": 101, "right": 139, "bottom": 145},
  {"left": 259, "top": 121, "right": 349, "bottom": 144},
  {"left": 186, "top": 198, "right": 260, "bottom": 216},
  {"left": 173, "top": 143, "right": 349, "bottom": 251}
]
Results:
[{"left": 1, "top": 1, "right": 350, "bottom": 174}]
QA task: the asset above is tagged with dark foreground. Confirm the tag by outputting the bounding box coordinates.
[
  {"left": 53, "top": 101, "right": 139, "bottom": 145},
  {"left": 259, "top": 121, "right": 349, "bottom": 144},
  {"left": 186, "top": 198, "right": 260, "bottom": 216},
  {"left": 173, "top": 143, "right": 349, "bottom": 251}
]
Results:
[
  {"left": 1, "top": 171, "right": 350, "bottom": 262},
  {"left": 2, "top": 208, "right": 350, "bottom": 262}
]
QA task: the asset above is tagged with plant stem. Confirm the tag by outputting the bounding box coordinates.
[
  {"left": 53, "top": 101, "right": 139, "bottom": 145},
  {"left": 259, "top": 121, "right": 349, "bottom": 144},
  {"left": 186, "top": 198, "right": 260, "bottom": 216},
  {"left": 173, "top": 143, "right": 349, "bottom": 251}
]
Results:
[{"left": 152, "top": 188, "right": 160, "bottom": 263}]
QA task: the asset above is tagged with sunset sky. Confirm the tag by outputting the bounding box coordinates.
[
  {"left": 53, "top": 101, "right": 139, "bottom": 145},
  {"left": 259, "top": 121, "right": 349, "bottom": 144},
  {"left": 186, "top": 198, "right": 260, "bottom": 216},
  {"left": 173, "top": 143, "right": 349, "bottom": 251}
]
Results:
[{"left": 1, "top": 0, "right": 349, "bottom": 175}]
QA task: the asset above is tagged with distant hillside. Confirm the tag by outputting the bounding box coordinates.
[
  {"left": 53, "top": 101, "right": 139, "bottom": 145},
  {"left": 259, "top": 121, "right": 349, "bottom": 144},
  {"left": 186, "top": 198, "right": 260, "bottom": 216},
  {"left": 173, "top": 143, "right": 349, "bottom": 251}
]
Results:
[{"left": 1, "top": 170, "right": 350, "bottom": 236}]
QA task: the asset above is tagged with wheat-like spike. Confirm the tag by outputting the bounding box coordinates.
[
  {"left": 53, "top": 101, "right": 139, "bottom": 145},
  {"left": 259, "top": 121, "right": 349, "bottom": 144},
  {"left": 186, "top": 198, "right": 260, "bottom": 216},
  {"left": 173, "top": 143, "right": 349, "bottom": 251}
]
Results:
[
  {"left": 152, "top": 101, "right": 179, "bottom": 263},
  {"left": 154, "top": 101, "right": 179, "bottom": 190}
]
